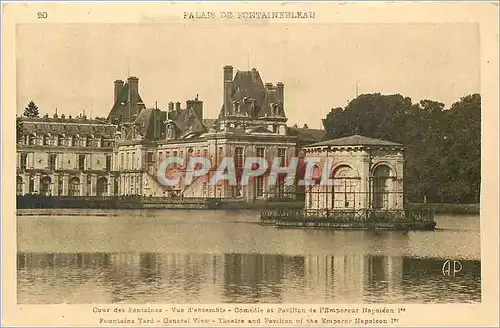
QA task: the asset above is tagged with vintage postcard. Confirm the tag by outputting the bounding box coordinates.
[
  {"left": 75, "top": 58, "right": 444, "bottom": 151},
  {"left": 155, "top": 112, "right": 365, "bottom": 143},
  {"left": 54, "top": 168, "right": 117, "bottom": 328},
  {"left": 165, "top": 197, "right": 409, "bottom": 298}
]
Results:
[{"left": 1, "top": 1, "right": 499, "bottom": 327}]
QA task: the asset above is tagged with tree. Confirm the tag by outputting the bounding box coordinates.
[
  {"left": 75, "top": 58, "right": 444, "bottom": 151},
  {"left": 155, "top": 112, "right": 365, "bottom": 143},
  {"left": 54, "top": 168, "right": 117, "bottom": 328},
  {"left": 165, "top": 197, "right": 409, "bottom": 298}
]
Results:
[
  {"left": 322, "top": 93, "right": 481, "bottom": 204},
  {"left": 23, "top": 101, "right": 39, "bottom": 117}
]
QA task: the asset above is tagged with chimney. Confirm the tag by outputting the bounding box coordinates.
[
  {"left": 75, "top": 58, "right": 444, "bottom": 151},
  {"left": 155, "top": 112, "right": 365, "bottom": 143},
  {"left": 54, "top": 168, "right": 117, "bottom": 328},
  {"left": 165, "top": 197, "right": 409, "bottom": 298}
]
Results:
[
  {"left": 114, "top": 80, "right": 124, "bottom": 104},
  {"left": 168, "top": 102, "right": 174, "bottom": 111},
  {"left": 187, "top": 98, "right": 203, "bottom": 122},
  {"left": 276, "top": 82, "right": 284, "bottom": 101},
  {"left": 223, "top": 65, "right": 233, "bottom": 116},
  {"left": 265, "top": 82, "right": 273, "bottom": 90},
  {"left": 276, "top": 82, "right": 284, "bottom": 116},
  {"left": 303, "top": 124, "right": 308, "bottom": 129},
  {"left": 175, "top": 101, "right": 181, "bottom": 112},
  {"left": 127, "top": 76, "right": 139, "bottom": 120},
  {"left": 61, "top": 114, "right": 65, "bottom": 119}
]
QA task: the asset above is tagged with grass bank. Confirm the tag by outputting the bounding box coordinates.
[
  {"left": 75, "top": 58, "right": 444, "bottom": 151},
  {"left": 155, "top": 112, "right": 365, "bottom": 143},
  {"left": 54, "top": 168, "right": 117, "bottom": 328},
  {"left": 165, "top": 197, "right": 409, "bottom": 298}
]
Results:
[{"left": 408, "top": 203, "right": 479, "bottom": 214}]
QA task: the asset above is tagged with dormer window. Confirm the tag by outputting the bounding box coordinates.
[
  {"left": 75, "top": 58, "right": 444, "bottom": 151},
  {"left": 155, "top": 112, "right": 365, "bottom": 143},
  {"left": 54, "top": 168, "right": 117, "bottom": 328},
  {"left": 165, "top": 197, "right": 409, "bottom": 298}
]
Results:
[{"left": 234, "top": 101, "right": 240, "bottom": 113}]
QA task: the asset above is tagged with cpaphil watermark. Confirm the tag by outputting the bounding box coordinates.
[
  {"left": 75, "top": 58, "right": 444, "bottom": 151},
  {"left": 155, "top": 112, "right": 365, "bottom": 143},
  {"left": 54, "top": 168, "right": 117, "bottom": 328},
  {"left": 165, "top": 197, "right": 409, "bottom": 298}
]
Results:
[{"left": 156, "top": 156, "right": 342, "bottom": 187}]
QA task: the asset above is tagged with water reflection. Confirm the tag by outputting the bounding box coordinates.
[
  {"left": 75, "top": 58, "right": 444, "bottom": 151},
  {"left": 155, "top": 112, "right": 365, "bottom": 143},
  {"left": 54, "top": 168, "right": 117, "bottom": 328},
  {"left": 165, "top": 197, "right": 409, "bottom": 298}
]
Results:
[{"left": 17, "top": 252, "right": 481, "bottom": 304}]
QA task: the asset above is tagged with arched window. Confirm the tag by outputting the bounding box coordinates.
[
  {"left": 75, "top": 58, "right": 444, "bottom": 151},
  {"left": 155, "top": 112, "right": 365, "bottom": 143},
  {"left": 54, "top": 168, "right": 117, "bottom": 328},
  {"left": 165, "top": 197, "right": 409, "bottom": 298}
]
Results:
[
  {"left": 97, "top": 177, "right": 108, "bottom": 196},
  {"left": 71, "top": 135, "right": 77, "bottom": 147},
  {"left": 28, "top": 134, "right": 35, "bottom": 146},
  {"left": 332, "top": 165, "right": 359, "bottom": 209},
  {"left": 372, "top": 165, "right": 393, "bottom": 210},
  {"left": 68, "top": 177, "right": 80, "bottom": 196},
  {"left": 40, "top": 176, "right": 52, "bottom": 196}
]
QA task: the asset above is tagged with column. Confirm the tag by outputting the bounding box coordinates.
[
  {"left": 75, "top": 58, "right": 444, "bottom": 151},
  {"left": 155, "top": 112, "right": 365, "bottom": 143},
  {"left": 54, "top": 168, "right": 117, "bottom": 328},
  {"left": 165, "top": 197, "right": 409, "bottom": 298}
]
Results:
[
  {"left": 62, "top": 174, "right": 69, "bottom": 196},
  {"left": 21, "top": 173, "right": 29, "bottom": 195},
  {"left": 395, "top": 160, "right": 404, "bottom": 210},
  {"left": 359, "top": 155, "right": 371, "bottom": 211},
  {"left": 52, "top": 173, "right": 59, "bottom": 196},
  {"left": 33, "top": 173, "right": 41, "bottom": 194},
  {"left": 80, "top": 173, "right": 87, "bottom": 196},
  {"left": 108, "top": 175, "right": 115, "bottom": 196},
  {"left": 90, "top": 174, "right": 97, "bottom": 196}
]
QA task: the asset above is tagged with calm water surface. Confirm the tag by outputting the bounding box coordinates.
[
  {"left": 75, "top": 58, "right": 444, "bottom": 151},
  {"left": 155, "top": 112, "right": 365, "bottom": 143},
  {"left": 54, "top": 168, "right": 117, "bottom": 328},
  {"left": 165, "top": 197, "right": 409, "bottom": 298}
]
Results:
[{"left": 17, "top": 210, "right": 481, "bottom": 304}]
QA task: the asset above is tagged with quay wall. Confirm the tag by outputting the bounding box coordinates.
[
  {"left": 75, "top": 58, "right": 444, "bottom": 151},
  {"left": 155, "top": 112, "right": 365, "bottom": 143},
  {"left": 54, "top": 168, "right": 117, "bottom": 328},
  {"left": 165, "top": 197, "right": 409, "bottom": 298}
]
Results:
[{"left": 16, "top": 195, "right": 304, "bottom": 213}]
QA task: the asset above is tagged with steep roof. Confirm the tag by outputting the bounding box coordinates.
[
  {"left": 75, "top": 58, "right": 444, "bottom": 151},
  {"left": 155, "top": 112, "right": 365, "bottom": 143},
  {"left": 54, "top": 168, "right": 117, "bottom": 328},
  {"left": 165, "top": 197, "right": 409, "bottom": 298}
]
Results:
[
  {"left": 134, "top": 108, "right": 166, "bottom": 139},
  {"left": 107, "top": 82, "right": 146, "bottom": 122},
  {"left": 172, "top": 106, "right": 206, "bottom": 137},
  {"left": 305, "top": 134, "right": 402, "bottom": 148},
  {"left": 218, "top": 68, "right": 285, "bottom": 119}
]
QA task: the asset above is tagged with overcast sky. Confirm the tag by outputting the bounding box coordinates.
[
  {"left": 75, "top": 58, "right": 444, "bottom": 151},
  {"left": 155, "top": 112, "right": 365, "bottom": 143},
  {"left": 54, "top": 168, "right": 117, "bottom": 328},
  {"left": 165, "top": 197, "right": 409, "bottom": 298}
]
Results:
[{"left": 16, "top": 23, "right": 480, "bottom": 128}]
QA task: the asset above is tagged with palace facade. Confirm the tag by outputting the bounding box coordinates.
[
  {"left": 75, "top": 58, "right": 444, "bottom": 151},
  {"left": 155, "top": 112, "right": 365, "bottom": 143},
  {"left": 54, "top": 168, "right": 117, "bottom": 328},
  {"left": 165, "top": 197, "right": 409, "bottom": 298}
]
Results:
[
  {"left": 16, "top": 115, "right": 117, "bottom": 197},
  {"left": 16, "top": 65, "right": 404, "bottom": 211},
  {"left": 16, "top": 66, "right": 326, "bottom": 201}
]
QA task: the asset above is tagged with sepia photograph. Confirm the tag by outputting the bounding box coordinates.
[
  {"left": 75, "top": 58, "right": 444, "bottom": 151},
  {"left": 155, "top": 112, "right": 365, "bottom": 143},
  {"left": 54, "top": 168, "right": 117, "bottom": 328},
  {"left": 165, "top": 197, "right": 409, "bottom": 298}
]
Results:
[{"left": 2, "top": 1, "right": 499, "bottom": 327}]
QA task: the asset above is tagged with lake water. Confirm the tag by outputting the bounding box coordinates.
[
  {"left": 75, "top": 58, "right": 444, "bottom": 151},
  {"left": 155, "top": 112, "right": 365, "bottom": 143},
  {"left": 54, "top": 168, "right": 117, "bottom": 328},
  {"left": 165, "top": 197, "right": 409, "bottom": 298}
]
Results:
[{"left": 17, "top": 210, "right": 481, "bottom": 304}]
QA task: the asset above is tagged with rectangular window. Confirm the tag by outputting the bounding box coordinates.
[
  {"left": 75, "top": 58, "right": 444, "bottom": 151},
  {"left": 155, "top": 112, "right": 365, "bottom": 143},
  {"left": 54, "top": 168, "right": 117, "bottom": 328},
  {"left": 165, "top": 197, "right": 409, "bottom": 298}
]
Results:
[
  {"left": 132, "top": 152, "right": 136, "bottom": 169},
  {"left": 49, "top": 154, "right": 57, "bottom": 170},
  {"left": 278, "top": 148, "right": 286, "bottom": 165},
  {"left": 78, "top": 155, "right": 86, "bottom": 170},
  {"left": 17, "top": 178, "right": 23, "bottom": 195},
  {"left": 58, "top": 178, "right": 63, "bottom": 196},
  {"left": 20, "top": 153, "right": 27, "bottom": 170},
  {"left": 106, "top": 155, "right": 111, "bottom": 171},
  {"left": 255, "top": 147, "right": 265, "bottom": 197},
  {"left": 218, "top": 146, "right": 223, "bottom": 163},
  {"left": 256, "top": 147, "right": 265, "bottom": 158},
  {"left": 234, "top": 147, "right": 244, "bottom": 168},
  {"left": 43, "top": 135, "right": 49, "bottom": 146},
  {"left": 256, "top": 176, "right": 264, "bottom": 197},
  {"left": 147, "top": 152, "right": 153, "bottom": 163},
  {"left": 173, "top": 150, "right": 178, "bottom": 157},
  {"left": 120, "top": 153, "right": 124, "bottom": 169}
]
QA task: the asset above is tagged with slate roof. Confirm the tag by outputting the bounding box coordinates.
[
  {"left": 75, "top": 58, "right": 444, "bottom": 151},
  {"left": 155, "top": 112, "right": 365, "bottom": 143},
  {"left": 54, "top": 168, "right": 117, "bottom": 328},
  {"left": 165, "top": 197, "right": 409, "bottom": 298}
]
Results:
[
  {"left": 19, "top": 117, "right": 116, "bottom": 137},
  {"left": 305, "top": 134, "right": 403, "bottom": 148},
  {"left": 247, "top": 126, "right": 275, "bottom": 134},
  {"left": 287, "top": 127, "right": 326, "bottom": 144},
  {"left": 134, "top": 108, "right": 167, "bottom": 140},
  {"left": 107, "top": 82, "right": 146, "bottom": 122},
  {"left": 218, "top": 68, "right": 285, "bottom": 119},
  {"left": 172, "top": 106, "right": 206, "bottom": 137}
]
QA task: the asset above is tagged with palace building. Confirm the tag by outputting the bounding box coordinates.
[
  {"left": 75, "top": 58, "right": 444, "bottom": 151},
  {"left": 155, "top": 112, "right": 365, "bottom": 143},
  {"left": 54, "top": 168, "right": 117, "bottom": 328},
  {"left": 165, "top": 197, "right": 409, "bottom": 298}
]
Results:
[
  {"left": 16, "top": 65, "right": 405, "bottom": 211},
  {"left": 16, "top": 114, "right": 117, "bottom": 197},
  {"left": 16, "top": 66, "right": 326, "bottom": 200},
  {"left": 302, "top": 135, "right": 405, "bottom": 212}
]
